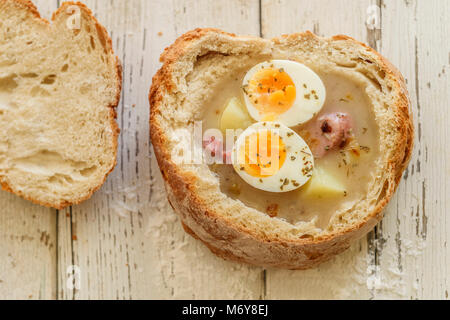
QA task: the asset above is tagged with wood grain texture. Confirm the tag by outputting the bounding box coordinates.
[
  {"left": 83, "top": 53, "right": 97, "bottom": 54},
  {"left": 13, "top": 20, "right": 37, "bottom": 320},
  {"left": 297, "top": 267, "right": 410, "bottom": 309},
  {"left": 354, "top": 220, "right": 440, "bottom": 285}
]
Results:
[
  {"left": 1, "top": 0, "right": 448, "bottom": 300},
  {"left": 0, "top": 0, "right": 59, "bottom": 300},
  {"left": 0, "top": 194, "right": 57, "bottom": 300},
  {"left": 371, "top": 0, "right": 424, "bottom": 299},
  {"left": 387, "top": 0, "right": 450, "bottom": 299}
]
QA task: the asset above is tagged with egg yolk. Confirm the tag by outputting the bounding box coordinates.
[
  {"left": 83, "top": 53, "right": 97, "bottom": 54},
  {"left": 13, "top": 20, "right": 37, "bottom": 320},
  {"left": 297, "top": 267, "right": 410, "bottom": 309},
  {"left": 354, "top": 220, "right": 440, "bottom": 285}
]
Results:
[
  {"left": 239, "top": 130, "right": 287, "bottom": 177},
  {"left": 246, "top": 67, "right": 296, "bottom": 120}
]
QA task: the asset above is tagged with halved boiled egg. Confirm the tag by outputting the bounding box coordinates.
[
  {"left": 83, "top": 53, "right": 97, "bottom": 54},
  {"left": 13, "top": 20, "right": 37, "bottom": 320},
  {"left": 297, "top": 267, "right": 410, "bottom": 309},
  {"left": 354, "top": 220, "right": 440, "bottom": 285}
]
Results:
[
  {"left": 231, "top": 122, "right": 314, "bottom": 193},
  {"left": 242, "top": 60, "right": 326, "bottom": 127}
]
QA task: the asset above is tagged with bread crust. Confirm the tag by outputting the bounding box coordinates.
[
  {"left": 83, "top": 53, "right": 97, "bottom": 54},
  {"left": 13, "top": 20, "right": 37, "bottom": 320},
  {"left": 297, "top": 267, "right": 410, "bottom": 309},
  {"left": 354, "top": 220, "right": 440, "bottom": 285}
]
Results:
[
  {"left": 0, "top": 0, "right": 122, "bottom": 209},
  {"left": 150, "top": 29, "right": 413, "bottom": 269}
]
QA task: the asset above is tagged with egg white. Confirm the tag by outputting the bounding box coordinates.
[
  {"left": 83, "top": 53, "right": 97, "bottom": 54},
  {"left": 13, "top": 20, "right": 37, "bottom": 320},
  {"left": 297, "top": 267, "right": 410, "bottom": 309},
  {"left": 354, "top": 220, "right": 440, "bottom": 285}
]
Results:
[
  {"left": 231, "top": 122, "right": 315, "bottom": 193},
  {"left": 242, "top": 60, "right": 326, "bottom": 127}
]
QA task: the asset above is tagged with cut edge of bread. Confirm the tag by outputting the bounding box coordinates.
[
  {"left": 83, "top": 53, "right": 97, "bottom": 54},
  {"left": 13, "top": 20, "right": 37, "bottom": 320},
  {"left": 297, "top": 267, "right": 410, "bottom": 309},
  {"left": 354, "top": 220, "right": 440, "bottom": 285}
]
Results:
[
  {"left": 0, "top": 0, "right": 122, "bottom": 209},
  {"left": 150, "top": 29, "right": 413, "bottom": 269}
]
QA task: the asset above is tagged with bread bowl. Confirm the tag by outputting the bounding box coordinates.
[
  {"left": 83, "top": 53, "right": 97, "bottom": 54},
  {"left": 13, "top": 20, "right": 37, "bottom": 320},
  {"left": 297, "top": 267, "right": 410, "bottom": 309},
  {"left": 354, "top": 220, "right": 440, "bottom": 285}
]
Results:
[
  {"left": 0, "top": 0, "right": 122, "bottom": 209},
  {"left": 149, "top": 28, "right": 413, "bottom": 269}
]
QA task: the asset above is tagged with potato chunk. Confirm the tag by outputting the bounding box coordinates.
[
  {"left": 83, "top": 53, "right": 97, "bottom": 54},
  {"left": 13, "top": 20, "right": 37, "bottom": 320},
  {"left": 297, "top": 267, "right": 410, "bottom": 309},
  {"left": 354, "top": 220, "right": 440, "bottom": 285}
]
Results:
[
  {"left": 220, "top": 97, "right": 253, "bottom": 132},
  {"left": 303, "top": 167, "right": 346, "bottom": 198}
]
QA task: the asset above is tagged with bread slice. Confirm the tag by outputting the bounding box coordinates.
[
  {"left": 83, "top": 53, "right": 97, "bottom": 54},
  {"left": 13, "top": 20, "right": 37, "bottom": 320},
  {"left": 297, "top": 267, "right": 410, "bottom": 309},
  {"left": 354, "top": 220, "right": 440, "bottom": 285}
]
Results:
[
  {"left": 150, "top": 29, "right": 413, "bottom": 269},
  {"left": 0, "top": 1, "right": 122, "bottom": 209}
]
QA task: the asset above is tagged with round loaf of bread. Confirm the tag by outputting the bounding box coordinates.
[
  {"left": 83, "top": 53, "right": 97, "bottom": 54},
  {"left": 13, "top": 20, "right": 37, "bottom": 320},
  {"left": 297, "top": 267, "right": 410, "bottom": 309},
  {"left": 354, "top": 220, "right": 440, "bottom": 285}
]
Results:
[{"left": 150, "top": 29, "right": 413, "bottom": 269}]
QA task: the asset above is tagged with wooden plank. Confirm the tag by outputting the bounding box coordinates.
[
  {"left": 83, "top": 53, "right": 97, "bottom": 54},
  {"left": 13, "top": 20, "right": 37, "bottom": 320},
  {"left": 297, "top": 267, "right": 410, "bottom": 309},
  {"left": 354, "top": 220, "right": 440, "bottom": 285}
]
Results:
[
  {"left": 413, "top": 0, "right": 450, "bottom": 299},
  {"left": 261, "top": 0, "right": 378, "bottom": 41},
  {"left": 261, "top": 0, "right": 379, "bottom": 300},
  {"left": 0, "top": 0, "right": 59, "bottom": 300},
  {"left": 353, "top": 0, "right": 450, "bottom": 300},
  {"left": 58, "top": 0, "right": 263, "bottom": 300},
  {"left": 0, "top": 195, "right": 57, "bottom": 300},
  {"left": 262, "top": 0, "right": 450, "bottom": 300},
  {"left": 371, "top": 0, "right": 422, "bottom": 300}
]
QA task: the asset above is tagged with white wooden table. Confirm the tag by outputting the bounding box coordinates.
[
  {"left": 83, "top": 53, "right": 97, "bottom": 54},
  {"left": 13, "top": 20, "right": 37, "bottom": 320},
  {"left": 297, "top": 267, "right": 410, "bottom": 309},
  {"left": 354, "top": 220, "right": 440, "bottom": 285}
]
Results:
[{"left": 0, "top": 0, "right": 449, "bottom": 300}]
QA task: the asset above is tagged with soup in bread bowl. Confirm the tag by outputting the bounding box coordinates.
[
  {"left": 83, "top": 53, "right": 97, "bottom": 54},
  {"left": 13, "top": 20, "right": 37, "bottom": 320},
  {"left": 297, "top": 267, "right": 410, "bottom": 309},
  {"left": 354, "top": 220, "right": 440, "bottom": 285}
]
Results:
[{"left": 150, "top": 29, "right": 413, "bottom": 269}]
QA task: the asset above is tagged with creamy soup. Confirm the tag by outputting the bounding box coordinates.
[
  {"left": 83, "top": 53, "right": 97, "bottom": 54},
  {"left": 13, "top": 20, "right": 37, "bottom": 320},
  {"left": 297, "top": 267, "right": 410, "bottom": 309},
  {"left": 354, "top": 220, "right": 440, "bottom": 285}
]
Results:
[{"left": 201, "top": 65, "right": 379, "bottom": 229}]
